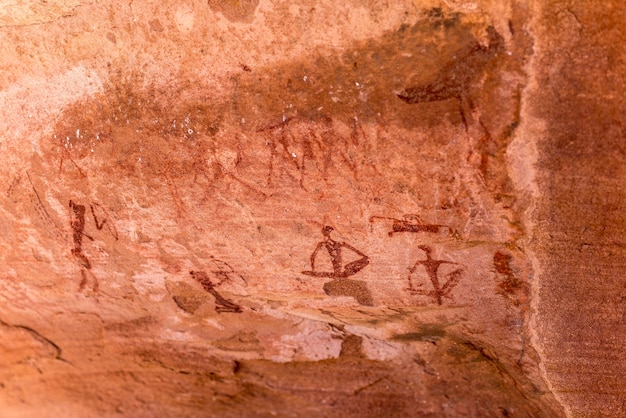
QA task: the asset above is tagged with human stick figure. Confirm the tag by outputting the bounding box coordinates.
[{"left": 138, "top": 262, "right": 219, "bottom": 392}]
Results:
[
  {"left": 69, "top": 200, "right": 92, "bottom": 269},
  {"left": 69, "top": 200, "right": 98, "bottom": 292},
  {"left": 190, "top": 270, "right": 242, "bottom": 313},
  {"left": 408, "top": 245, "right": 463, "bottom": 305},
  {"left": 301, "top": 226, "right": 369, "bottom": 278},
  {"left": 69, "top": 200, "right": 118, "bottom": 292}
]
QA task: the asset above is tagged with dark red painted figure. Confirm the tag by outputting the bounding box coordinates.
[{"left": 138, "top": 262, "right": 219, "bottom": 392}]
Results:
[
  {"left": 302, "top": 226, "right": 369, "bottom": 278},
  {"left": 408, "top": 245, "right": 463, "bottom": 305}
]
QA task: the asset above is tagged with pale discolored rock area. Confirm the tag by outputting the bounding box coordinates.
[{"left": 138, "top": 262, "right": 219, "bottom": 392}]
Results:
[{"left": 0, "top": 0, "right": 623, "bottom": 417}]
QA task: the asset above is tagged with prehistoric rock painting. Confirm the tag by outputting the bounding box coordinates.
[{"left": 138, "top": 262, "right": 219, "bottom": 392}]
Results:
[
  {"left": 370, "top": 214, "right": 457, "bottom": 237},
  {"left": 302, "top": 226, "right": 373, "bottom": 306},
  {"left": 69, "top": 200, "right": 118, "bottom": 292},
  {"left": 493, "top": 250, "right": 527, "bottom": 306},
  {"left": 190, "top": 270, "right": 242, "bottom": 313},
  {"left": 258, "top": 117, "right": 306, "bottom": 189},
  {"left": 90, "top": 202, "right": 119, "bottom": 241},
  {"left": 0, "top": 0, "right": 577, "bottom": 414},
  {"left": 302, "top": 226, "right": 369, "bottom": 279},
  {"left": 257, "top": 116, "right": 370, "bottom": 189},
  {"left": 372, "top": 214, "right": 462, "bottom": 305},
  {"left": 397, "top": 23, "right": 504, "bottom": 132},
  {"left": 205, "top": 255, "right": 248, "bottom": 288},
  {"left": 407, "top": 245, "right": 463, "bottom": 305},
  {"left": 69, "top": 200, "right": 95, "bottom": 292}
]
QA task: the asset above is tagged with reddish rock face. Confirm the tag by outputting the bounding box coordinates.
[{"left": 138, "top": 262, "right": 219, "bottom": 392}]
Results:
[
  {"left": 0, "top": 0, "right": 623, "bottom": 416},
  {"left": 529, "top": 2, "right": 626, "bottom": 416}
]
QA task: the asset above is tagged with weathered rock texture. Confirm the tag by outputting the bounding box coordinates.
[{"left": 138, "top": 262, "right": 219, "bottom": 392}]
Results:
[
  {"left": 525, "top": 2, "right": 626, "bottom": 416},
  {"left": 0, "top": 0, "right": 622, "bottom": 417}
]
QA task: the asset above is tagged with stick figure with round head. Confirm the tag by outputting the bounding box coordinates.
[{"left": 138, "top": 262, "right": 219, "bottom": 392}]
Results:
[
  {"left": 302, "top": 225, "right": 369, "bottom": 278},
  {"left": 408, "top": 245, "right": 463, "bottom": 305}
]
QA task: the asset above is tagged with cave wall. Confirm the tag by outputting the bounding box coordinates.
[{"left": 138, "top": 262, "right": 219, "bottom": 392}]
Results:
[{"left": 0, "top": 0, "right": 623, "bottom": 416}]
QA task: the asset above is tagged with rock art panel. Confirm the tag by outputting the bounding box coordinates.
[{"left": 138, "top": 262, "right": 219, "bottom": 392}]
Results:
[{"left": 0, "top": 0, "right": 601, "bottom": 416}]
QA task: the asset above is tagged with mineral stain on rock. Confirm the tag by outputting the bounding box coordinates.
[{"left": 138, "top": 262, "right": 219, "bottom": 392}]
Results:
[
  {"left": 323, "top": 279, "right": 374, "bottom": 306},
  {"left": 208, "top": 0, "right": 259, "bottom": 23},
  {"left": 167, "top": 281, "right": 209, "bottom": 314},
  {"left": 397, "top": 25, "right": 505, "bottom": 130},
  {"left": 233, "top": 11, "right": 506, "bottom": 131}
]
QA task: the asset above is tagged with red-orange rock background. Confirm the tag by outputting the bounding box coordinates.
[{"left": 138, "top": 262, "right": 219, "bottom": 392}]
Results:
[{"left": 0, "top": 0, "right": 623, "bottom": 416}]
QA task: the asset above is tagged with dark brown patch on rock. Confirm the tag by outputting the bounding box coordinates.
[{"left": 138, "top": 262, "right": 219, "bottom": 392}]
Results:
[
  {"left": 493, "top": 250, "right": 527, "bottom": 305},
  {"left": 208, "top": 0, "right": 259, "bottom": 23},
  {"left": 172, "top": 295, "right": 205, "bottom": 314},
  {"left": 213, "top": 331, "right": 261, "bottom": 352},
  {"left": 233, "top": 16, "right": 496, "bottom": 130},
  {"left": 167, "top": 282, "right": 210, "bottom": 314},
  {"left": 232, "top": 332, "right": 559, "bottom": 417},
  {"left": 46, "top": 11, "right": 526, "bottom": 208},
  {"left": 339, "top": 334, "right": 364, "bottom": 358},
  {"left": 397, "top": 25, "right": 504, "bottom": 107},
  {"left": 323, "top": 279, "right": 373, "bottom": 306}
]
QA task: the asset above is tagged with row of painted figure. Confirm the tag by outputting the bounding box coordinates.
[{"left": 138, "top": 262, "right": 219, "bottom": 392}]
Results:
[
  {"left": 303, "top": 216, "right": 462, "bottom": 305},
  {"left": 69, "top": 199, "right": 460, "bottom": 308}
]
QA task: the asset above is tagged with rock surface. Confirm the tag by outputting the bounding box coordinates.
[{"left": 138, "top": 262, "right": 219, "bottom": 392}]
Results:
[
  {"left": 0, "top": 0, "right": 622, "bottom": 416},
  {"left": 527, "top": 2, "right": 626, "bottom": 416}
]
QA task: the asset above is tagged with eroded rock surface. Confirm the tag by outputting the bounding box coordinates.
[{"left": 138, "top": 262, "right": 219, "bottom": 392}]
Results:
[
  {"left": 0, "top": 0, "right": 622, "bottom": 416},
  {"left": 526, "top": 2, "right": 626, "bottom": 416}
]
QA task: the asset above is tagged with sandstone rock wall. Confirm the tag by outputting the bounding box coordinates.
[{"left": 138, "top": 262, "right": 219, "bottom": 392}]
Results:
[
  {"left": 0, "top": 0, "right": 622, "bottom": 416},
  {"left": 528, "top": 2, "right": 626, "bottom": 416}
]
